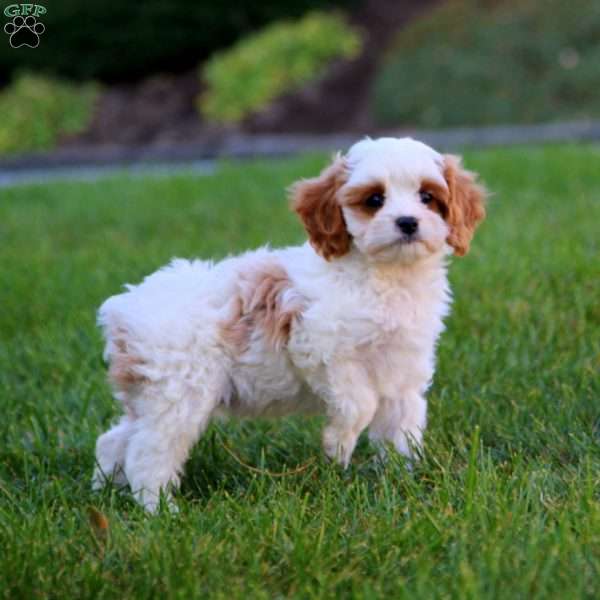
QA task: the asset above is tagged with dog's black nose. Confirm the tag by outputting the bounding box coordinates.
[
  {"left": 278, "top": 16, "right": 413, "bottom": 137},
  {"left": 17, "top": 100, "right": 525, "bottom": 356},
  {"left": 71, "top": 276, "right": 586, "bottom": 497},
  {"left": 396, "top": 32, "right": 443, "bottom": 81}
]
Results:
[{"left": 396, "top": 216, "right": 419, "bottom": 236}]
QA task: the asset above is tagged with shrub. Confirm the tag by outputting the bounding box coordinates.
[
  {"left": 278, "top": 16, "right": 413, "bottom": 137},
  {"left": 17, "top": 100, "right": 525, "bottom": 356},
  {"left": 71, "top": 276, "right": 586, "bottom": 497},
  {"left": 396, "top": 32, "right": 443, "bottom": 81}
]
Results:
[
  {"left": 0, "top": 1, "right": 358, "bottom": 83},
  {"left": 372, "top": 0, "right": 600, "bottom": 127},
  {"left": 199, "top": 11, "right": 362, "bottom": 124},
  {"left": 0, "top": 73, "right": 99, "bottom": 155}
]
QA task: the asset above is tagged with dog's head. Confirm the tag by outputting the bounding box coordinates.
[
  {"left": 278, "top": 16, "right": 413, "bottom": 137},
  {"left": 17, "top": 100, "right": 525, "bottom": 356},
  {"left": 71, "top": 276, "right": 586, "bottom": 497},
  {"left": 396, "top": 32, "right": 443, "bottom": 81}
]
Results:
[{"left": 290, "top": 137, "right": 486, "bottom": 262}]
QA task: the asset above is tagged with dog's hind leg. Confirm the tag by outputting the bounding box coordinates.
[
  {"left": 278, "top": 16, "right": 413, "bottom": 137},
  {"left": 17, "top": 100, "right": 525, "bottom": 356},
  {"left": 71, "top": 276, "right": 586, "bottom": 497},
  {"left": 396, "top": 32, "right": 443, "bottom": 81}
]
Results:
[
  {"left": 123, "top": 379, "right": 223, "bottom": 512},
  {"left": 93, "top": 415, "right": 133, "bottom": 489}
]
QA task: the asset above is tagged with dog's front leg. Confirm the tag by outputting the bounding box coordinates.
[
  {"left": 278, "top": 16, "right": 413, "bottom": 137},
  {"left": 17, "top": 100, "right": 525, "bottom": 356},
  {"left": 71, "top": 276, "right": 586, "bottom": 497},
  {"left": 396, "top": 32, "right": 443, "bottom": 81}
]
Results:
[
  {"left": 321, "top": 360, "right": 378, "bottom": 468},
  {"left": 368, "top": 390, "right": 427, "bottom": 460}
]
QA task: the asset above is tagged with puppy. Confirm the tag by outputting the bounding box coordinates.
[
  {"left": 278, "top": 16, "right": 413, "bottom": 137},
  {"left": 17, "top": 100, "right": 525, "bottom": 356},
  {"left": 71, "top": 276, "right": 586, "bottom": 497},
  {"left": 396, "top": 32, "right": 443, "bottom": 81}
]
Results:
[{"left": 93, "top": 137, "right": 486, "bottom": 511}]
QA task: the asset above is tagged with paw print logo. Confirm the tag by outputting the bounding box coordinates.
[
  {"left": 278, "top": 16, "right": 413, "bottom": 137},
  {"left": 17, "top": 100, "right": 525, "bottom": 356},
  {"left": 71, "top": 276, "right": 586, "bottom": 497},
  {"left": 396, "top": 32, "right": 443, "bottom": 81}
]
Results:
[{"left": 4, "top": 15, "right": 45, "bottom": 48}]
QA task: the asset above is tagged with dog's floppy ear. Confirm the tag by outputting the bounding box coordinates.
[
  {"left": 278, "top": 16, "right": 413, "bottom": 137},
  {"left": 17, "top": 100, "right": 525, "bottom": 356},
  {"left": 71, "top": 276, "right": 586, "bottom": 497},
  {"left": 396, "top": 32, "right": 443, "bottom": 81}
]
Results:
[
  {"left": 442, "top": 155, "right": 486, "bottom": 256},
  {"left": 289, "top": 154, "right": 351, "bottom": 260}
]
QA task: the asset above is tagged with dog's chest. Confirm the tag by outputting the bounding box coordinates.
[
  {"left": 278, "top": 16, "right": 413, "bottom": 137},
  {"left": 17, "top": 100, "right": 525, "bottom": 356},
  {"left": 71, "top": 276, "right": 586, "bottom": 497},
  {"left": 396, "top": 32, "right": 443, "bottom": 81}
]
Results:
[
  {"left": 289, "top": 268, "right": 449, "bottom": 377},
  {"left": 356, "top": 287, "right": 448, "bottom": 395},
  {"left": 354, "top": 270, "right": 449, "bottom": 344}
]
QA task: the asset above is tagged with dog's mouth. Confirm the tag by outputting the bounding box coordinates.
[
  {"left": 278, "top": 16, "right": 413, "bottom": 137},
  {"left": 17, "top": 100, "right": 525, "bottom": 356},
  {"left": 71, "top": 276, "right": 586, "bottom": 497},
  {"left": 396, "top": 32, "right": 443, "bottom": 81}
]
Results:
[
  {"left": 368, "top": 235, "right": 421, "bottom": 257},
  {"left": 397, "top": 234, "right": 419, "bottom": 245},
  {"left": 389, "top": 235, "right": 439, "bottom": 256},
  {"left": 366, "top": 233, "right": 441, "bottom": 260}
]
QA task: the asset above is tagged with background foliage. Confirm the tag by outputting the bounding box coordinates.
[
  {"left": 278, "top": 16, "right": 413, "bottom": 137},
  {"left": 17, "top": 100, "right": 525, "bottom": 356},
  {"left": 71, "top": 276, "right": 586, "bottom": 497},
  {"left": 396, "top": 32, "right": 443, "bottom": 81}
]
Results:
[
  {"left": 372, "top": 0, "right": 600, "bottom": 127},
  {"left": 0, "top": 72, "right": 98, "bottom": 155},
  {"left": 199, "top": 12, "right": 361, "bottom": 124},
  {"left": 0, "top": 0, "right": 357, "bottom": 83}
]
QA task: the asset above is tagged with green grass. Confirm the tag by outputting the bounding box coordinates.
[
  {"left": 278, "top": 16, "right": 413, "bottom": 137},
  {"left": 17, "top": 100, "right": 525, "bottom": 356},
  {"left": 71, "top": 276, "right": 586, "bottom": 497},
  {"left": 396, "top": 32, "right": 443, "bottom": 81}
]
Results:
[{"left": 1, "top": 145, "right": 599, "bottom": 598}]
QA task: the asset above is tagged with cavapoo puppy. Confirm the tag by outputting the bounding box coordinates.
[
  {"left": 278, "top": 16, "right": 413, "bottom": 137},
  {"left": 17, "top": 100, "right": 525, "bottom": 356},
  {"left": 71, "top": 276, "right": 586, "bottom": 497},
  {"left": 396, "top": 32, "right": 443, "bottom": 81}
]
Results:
[{"left": 93, "top": 137, "right": 486, "bottom": 511}]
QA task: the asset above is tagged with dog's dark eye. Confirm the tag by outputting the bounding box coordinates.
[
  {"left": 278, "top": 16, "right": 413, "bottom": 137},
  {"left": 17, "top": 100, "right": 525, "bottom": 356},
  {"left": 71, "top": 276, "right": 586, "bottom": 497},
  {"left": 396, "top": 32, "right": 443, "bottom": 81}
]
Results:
[
  {"left": 365, "top": 192, "right": 385, "bottom": 209},
  {"left": 419, "top": 191, "right": 434, "bottom": 205}
]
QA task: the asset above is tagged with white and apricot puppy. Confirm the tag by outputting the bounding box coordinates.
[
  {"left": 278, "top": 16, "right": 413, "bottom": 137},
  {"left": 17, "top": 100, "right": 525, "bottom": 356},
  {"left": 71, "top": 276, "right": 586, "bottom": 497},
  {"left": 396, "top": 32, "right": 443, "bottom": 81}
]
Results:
[{"left": 93, "top": 137, "right": 486, "bottom": 511}]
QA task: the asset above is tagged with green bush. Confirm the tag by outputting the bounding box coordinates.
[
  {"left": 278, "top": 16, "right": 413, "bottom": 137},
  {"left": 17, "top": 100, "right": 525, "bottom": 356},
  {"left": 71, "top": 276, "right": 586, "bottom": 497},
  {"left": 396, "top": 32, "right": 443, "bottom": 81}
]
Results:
[
  {"left": 372, "top": 0, "right": 600, "bottom": 127},
  {"left": 199, "top": 11, "right": 362, "bottom": 124},
  {"left": 0, "top": 73, "right": 98, "bottom": 155},
  {"left": 0, "top": 1, "right": 357, "bottom": 83}
]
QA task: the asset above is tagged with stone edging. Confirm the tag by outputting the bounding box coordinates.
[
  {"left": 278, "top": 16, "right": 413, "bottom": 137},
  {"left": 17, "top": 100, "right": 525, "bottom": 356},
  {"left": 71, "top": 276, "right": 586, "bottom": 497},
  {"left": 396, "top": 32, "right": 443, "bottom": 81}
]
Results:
[{"left": 1, "top": 121, "right": 599, "bottom": 173}]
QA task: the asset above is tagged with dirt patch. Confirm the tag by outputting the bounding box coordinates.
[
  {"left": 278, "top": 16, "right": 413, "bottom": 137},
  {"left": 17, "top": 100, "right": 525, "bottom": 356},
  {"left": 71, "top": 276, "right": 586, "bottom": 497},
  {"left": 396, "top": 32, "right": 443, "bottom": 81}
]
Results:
[{"left": 70, "top": 71, "right": 210, "bottom": 147}]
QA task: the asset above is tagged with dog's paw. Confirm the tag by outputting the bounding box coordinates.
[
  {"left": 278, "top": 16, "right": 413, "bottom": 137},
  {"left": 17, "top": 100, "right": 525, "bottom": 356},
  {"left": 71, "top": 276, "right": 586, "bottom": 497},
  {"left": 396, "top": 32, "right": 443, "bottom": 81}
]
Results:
[
  {"left": 392, "top": 429, "right": 423, "bottom": 461},
  {"left": 4, "top": 15, "right": 45, "bottom": 48},
  {"left": 92, "top": 465, "right": 128, "bottom": 491},
  {"left": 322, "top": 426, "right": 357, "bottom": 469},
  {"left": 133, "top": 487, "right": 179, "bottom": 514}
]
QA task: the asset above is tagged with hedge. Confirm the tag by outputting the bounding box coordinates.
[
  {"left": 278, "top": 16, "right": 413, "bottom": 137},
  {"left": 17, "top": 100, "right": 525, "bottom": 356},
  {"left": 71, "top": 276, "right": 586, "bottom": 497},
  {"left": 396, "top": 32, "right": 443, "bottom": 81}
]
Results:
[
  {"left": 200, "top": 12, "right": 361, "bottom": 124},
  {"left": 0, "top": 73, "right": 98, "bottom": 155}
]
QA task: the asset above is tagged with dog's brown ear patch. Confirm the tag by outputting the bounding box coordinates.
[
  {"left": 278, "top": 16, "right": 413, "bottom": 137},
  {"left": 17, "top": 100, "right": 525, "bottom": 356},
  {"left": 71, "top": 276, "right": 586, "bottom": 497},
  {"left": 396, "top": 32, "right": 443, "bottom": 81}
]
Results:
[
  {"left": 289, "top": 155, "right": 351, "bottom": 260},
  {"left": 443, "top": 155, "right": 487, "bottom": 256}
]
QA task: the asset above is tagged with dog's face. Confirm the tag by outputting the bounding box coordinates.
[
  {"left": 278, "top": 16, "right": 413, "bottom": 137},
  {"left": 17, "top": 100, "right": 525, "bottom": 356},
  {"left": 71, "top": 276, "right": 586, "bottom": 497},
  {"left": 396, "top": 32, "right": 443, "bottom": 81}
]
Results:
[{"left": 291, "top": 137, "right": 486, "bottom": 262}]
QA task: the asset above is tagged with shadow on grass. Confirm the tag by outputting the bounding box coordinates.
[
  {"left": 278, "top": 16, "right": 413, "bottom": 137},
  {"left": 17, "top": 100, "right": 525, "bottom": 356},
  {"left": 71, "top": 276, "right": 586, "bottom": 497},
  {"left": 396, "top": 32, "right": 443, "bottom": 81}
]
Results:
[{"left": 178, "top": 418, "right": 417, "bottom": 507}]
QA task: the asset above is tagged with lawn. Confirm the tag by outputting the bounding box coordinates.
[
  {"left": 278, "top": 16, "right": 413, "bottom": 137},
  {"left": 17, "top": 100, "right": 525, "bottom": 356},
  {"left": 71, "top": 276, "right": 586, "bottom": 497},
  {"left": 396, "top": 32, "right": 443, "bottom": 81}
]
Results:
[{"left": 1, "top": 145, "right": 599, "bottom": 599}]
